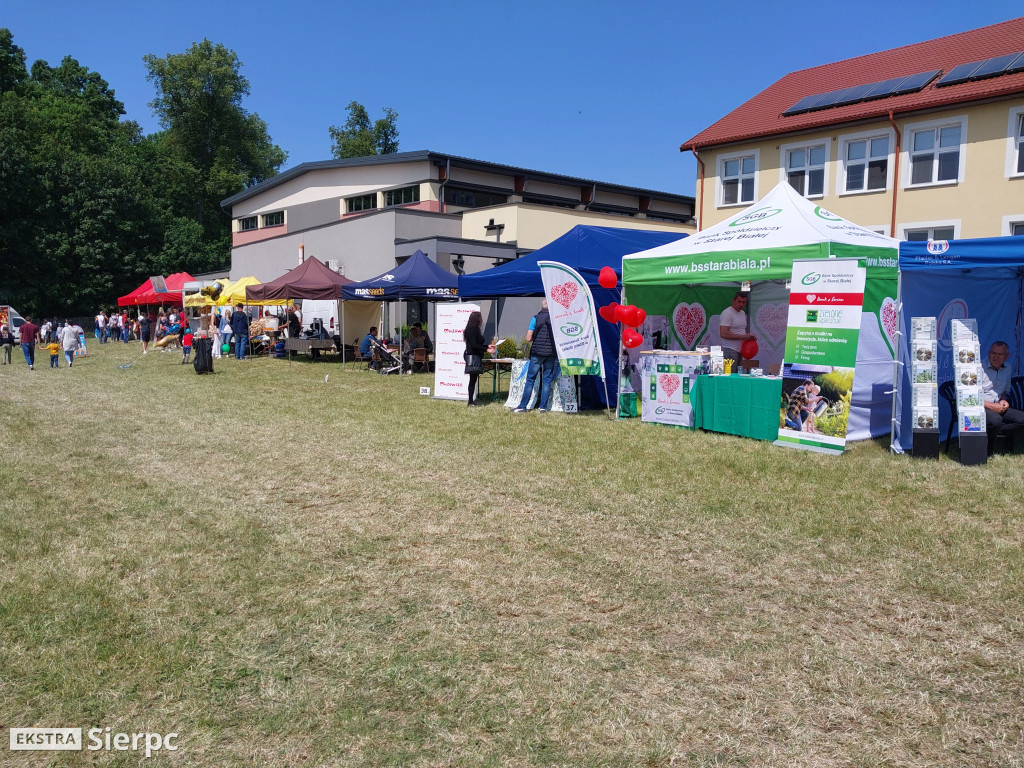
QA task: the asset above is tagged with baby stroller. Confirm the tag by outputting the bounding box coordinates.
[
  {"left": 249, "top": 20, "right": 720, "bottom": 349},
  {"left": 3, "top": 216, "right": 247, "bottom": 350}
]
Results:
[{"left": 369, "top": 338, "right": 405, "bottom": 375}]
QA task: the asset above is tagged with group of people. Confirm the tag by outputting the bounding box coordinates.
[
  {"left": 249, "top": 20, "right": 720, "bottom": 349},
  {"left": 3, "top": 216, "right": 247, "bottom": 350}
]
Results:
[
  {"left": 463, "top": 300, "right": 557, "bottom": 410},
  {"left": 359, "top": 322, "right": 433, "bottom": 372},
  {"left": 2, "top": 316, "right": 82, "bottom": 369}
]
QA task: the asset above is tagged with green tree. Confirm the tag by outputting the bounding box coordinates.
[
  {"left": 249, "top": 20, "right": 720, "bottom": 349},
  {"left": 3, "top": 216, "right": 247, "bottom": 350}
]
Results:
[
  {"left": 329, "top": 101, "right": 399, "bottom": 158},
  {"left": 143, "top": 40, "right": 285, "bottom": 242}
]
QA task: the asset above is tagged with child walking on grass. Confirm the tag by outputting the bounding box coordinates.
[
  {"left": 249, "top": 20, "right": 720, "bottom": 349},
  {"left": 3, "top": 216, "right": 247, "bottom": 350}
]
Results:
[
  {"left": 47, "top": 339, "right": 60, "bottom": 368},
  {"left": 181, "top": 330, "right": 194, "bottom": 365}
]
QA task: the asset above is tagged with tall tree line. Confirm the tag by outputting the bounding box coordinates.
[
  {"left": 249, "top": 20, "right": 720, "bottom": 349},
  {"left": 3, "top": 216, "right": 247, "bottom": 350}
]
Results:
[{"left": 0, "top": 32, "right": 286, "bottom": 317}]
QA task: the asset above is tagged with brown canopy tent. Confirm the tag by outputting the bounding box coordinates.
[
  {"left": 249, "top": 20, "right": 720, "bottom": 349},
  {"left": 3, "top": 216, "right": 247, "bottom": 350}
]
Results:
[
  {"left": 245, "top": 257, "right": 353, "bottom": 302},
  {"left": 245, "top": 258, "right": 379, "bottom": 365}
]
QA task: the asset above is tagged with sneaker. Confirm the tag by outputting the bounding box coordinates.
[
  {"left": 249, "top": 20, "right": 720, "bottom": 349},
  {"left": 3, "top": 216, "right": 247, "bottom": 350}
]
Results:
[
  {"left": 539, "top": 409, "right": 549, "bottom": 413},
  {"left": 513, "top": 408, "right": 526, "bottom": 413}
]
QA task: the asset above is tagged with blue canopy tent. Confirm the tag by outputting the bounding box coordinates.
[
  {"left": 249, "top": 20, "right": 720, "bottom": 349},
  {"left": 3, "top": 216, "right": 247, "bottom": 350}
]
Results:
[
  {"left": 341, "top": 250, "right": 458, "bottom": 355},
  {"left": 458, "top": 225, "right": 687, "bottom": 408},
  {"left": 892, "top": 235, "right": 1024, "bottom": 452}
]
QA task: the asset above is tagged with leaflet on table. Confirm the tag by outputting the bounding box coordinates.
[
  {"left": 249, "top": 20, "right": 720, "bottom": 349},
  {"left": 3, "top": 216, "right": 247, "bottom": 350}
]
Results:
[
  {"left": 709, "top": 346, "right": 724, "bottom": 374},
  {"left": 959, "top": 407, "right": 986, "bottom": 433},
  {"left": 950, "top": 317, "right": 978, "bottom": 345},
  {"left": 912, "top": 383, "right": 937, "bottom": 407},
  {"left": 913, "top": 406, "right": 937, "bottom": 429},
  {"left": 912, "top": 363, "right": 936, "bottom": 384},
  {"left": 912, "top": 339, "right": 936, "bottom": 364},
  {"left": 911, "top": 316, "right": 936, "bottom": 341}
]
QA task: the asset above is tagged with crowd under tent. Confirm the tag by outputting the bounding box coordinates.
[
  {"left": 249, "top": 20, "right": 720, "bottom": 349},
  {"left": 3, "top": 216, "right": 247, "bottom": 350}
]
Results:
[
  {"left": 117, "top": 272, "right": 197, "bottom": 309},
  {"left": 892, "top": 234, "right": 1024, "bottom": 453},
  {"left": 622, "top": 182, "right": 899, "bottom": 441},
  {"left": 459, "top": 225, "right": 685, "bottom": 409}
]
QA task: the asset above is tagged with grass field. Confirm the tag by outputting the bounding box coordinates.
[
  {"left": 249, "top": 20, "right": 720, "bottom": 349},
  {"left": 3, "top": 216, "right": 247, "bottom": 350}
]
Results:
[{"left": 1, "top": 342, "right": 1022, "bottom": 767}]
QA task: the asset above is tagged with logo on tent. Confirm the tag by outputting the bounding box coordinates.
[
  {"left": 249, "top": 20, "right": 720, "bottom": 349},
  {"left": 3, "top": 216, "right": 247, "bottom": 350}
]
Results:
[
  {"left": 729, "top": 207, "right": 781, "bottom": 227},
  {"left": 813, "top": 206, "right": 842, "bottom": 222},
  {"left": 381, "top": 274, "right": 396, "bottom": 282},
  {"left": 926, "top": 240, "right": 949, "bottom": 254}
]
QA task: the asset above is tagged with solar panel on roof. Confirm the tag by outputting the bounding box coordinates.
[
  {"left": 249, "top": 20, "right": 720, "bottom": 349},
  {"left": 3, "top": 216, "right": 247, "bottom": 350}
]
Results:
[
  {"left": 936, "top": 60, "right": 985, "bottom": 86},
  {"left": 784, "top": 94, "right": 827, "bottom": 115},
  {"left": 834, "top": 82, "right": 877, "bottom": 104},
  {"left": 863, "top": 76, "right": 911, "bottom": 99},
  {"left": 1006, "top": 52, "right": 1024, "bottom": 75},
  {"left": 892, "top": 69, "right": 941, "bottom": 94},
  {"left": 808, "top": 87, "right": 854, "bottom": 109},
  {"left": 970, "top": 53, "right": 1022, "bottom": 80}
]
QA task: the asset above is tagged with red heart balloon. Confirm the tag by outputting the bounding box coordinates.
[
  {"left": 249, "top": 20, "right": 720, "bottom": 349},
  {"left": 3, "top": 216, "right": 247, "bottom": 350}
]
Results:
[
  {"left": 622, "top": 305, "right": 639, "bottom": 327},
  {"left": 598, "top": 266, "right": 618, "bottom": 289},
  {"left": 614, "top": 304, "right": 628, "bottom": 323},
  {"left": 598, "top": 305, "right": 616, "bottom": 323},
  {"left": 741, "top": 338, "right": 759, "bottom": 359},
  {"left": 634, "top": 308, "right": 646, "bottom": 326},
  {"left": 622, "top": 329, "right": 643, "bottom": 348}
]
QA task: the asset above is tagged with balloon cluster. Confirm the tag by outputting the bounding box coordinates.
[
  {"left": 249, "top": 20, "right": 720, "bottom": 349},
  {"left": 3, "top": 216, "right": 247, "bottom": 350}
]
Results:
[{"left": 596, "top": 265, "right": 647, "bottom": 349}]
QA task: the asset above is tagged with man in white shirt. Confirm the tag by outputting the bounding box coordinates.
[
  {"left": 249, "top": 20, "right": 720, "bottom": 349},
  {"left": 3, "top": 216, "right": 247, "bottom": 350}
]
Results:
[
  {"left": 95, "top": 311, "right": 107, "bottom": 343},
  {"left": 718, "top": 292, "right": 756, "bottom": 365},
  {"left": 981, "top": 340, "right": 1023, "bottom": 453}
]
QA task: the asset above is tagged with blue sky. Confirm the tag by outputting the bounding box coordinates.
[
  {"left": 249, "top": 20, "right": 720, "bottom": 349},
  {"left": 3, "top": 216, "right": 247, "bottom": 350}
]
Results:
[{"left": 5, "top": 2, "right": 1020, "bottom": 196}]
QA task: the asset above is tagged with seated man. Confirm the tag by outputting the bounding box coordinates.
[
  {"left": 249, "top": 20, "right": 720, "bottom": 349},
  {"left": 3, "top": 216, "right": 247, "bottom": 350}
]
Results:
[
  {"left": 981, "top": 340, "right": 1024, "bottom": 453},
  {"left": 413, "top": 322, "right": 433, "bottom": 353},
  {"left": 360, "top": 326, "right": 380, "bottom": 368}
]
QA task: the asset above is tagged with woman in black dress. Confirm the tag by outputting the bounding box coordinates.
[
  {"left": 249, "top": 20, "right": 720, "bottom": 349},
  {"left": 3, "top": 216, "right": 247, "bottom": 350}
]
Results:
[{"left": 463, "top": 311, "right": 494, "bottom": 406}]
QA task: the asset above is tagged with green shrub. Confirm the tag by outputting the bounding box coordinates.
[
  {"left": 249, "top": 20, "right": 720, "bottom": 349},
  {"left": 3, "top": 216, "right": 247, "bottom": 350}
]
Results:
[{"left": 496, "top": 337, "right": 519, "bottom": 358}]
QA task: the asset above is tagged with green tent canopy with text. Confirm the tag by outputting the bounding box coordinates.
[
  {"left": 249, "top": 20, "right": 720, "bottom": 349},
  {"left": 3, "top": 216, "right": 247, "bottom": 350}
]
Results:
[{"left": 622, "top": 182, "right": 899, "bottom": 441}]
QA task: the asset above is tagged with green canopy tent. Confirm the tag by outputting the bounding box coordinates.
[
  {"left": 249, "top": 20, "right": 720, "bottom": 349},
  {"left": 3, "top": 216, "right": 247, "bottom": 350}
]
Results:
[{"left": 622, "top": 182, "right": 899, "bottom": 441}]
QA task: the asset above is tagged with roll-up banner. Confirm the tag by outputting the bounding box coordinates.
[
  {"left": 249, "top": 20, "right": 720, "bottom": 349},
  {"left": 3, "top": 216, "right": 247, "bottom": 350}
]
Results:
[
  {"left": 776, "top": 258, "right": 866, "bottom": 454},
  {"left": 434, "top": 303, "right": 480, "bottom": 401}
]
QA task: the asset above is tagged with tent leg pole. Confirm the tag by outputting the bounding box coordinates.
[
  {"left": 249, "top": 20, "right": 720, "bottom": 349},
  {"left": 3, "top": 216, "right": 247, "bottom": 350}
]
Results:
[{"left": 889, "top": 270, "right": 903, "bottom": 454}]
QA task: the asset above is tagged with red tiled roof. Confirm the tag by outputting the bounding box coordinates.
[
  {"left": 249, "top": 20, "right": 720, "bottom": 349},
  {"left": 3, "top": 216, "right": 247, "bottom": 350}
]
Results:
[{"left": 681, "top": 17, "right": 1024, "bottom": 151}]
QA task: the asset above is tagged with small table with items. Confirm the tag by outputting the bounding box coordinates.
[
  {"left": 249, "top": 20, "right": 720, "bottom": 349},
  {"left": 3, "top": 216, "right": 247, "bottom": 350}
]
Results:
[
  {"left": 690, "top": 374, "right": 783, "bottom": 441},
  {"left": 284, "top": 337, "right": 336, "bottom": 363},
  {"left": 481, "top": 357, "right": 516, "bottom": 399},
  {"left": 638, "top": 351, "right": 708, "bottom": 428}
]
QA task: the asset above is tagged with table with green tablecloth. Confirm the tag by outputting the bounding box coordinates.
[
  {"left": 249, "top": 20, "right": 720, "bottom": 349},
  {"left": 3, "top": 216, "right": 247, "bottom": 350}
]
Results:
[{"left": 691, "top": 375, "right": 782, "bottom": 441}]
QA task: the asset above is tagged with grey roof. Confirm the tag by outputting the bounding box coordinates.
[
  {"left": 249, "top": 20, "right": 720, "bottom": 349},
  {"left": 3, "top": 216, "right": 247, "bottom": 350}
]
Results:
[{"left": 220, "top": 150, "right": 694, "bottom": 210}]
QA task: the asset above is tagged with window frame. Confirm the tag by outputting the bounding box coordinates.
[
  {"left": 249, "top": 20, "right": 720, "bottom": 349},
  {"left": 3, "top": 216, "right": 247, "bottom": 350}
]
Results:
[
  {"left": 902, "top": 116, "right": 967, "bottom": 188},
  {"left": 1002, "top": 214, "right": 1024, "bottom": 236},
  {"left": 901, "top": 219, "right": 961, "bottom": 241},
  {"left": 238, "top": 216, "right": 258, "bottom": 232},
  {"left": 346, "top": 193, "right": 378, "bottom": 214},
  {"left": 261, "top": 210, "right": 285, "bottom": 228},
  {"left": 779, "top": 139, "right": 828, "bottom": 199},
  {"left": 717, "top": 149, "right": 759, "bottom": 208},
  {"left": 837, "top": 128, "right": 894, "bottom": 196},
  {"left": 1006, "top": 106, "right": 1024, "bottom": 179},
  {"left": 384, "top": 185, "right": 421, "bottom": 207}
]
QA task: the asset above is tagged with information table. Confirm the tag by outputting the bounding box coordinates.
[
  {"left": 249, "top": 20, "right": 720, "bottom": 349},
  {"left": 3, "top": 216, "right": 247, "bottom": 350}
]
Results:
[
  {"left": 639, "top": 351, "right": 707, "bottom": 428},
  {"left": 691, "top": 374, "right": 783, "bottom": 441}
]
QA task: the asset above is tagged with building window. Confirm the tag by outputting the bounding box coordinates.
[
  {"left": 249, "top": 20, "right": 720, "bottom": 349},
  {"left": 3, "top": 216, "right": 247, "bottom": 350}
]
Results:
[
  {"left": 843, "top": 135, "right": 889, "bottom": 193},
  {"left": 239, "top": 216, "right": 258, "bottom": 232},
  {"left": 720, "top": 151, "right": 757, "bottom": 206},
  {"left": 444, "top": 187, "right": 508, "bottom": 208},
  {"left": 384, "top": 185, "right": 420, "bottom": 207},
  {"left": 1014, "top": 223, "right": 1024, "bottom": 236},
  {"left": 906, "top": 117, "right": 965, "bottom": 186},
  {"left": 1017, "top": 114, "right": 1024, "bottom": 174},
  {"left": 905, "top": 225, "right": 956, "bottom": 241},
  {"left": 785, "top": 143, "right": 826, "bottom": 197},
  {"left": 262, "top": 211, "right": 284, "bottom": 228},
  {"left": 346, "top": 194, "right": 377, "bottom": 213},
  {"left": 1008, "top": 108, "right": 1024, "bottom": 177}
]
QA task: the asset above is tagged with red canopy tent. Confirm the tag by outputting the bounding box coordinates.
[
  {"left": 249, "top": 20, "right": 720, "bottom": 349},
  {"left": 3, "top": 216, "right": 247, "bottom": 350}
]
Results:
[
  {"left": 245, "top": 258, "right": 352, "bottom": 302},
  {"left": 117, "top": 272, "right": 196, "bottom": 308}
]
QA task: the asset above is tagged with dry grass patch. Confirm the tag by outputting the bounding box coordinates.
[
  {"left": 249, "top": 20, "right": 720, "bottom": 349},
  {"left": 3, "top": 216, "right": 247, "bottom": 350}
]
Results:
[{"left": 0, "top": 343, "right": 1022, "bottom": 767}]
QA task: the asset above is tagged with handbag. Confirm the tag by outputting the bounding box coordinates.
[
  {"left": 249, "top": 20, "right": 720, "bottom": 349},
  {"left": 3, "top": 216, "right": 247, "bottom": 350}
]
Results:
[{"left": 464, "top": 352, "right": 483, "bottom": 374}]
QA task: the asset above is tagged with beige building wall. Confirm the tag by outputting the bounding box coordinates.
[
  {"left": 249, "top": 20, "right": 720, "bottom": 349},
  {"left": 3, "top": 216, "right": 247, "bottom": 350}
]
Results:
[
  {"left": 696, "top": 97, "right": 1024, "bottom": 239},
  {"left": 460, "top": 204, "right": 694, "bottom": 251}
]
